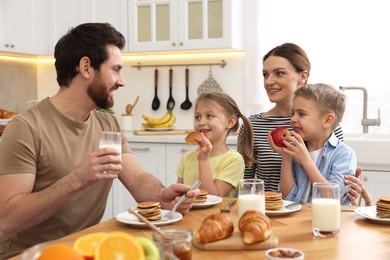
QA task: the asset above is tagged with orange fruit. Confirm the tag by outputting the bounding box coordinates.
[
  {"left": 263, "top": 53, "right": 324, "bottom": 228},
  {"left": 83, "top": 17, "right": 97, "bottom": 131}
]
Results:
[
  {"left": 38, "top": 244, "right": 84, "bottom": 260},
  {"left": 95, "top": 231, "right": 145, "bottom": 260},
  {"left": 74, "top": 232, "right": 107, "bottom": 260}
]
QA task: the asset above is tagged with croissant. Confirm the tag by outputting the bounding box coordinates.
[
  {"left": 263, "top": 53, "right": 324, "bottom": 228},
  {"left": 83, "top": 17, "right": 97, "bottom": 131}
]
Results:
[
  {"left": 194, "top": 212, "right": 234, "bottom": 243},
  {"left": 238, "top": 210, "right": 272, "bottom": 244}
]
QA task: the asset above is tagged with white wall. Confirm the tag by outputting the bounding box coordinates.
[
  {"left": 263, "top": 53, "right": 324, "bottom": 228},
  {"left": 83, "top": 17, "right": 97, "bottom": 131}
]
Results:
[
  {"left": 37, "top": 52, "right": 245, "bottom": 130},
  {"left": 37, "top": 0, "right": 390, "bottom": 134},
  {"left": 257, "top": 0, "right": 390, "bottom": 134}
]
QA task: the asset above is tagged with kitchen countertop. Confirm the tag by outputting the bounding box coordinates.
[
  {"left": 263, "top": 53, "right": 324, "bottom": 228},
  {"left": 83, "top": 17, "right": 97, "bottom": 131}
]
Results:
[{"left": 124, "top": 130, "right": 238, "bottom": 145}]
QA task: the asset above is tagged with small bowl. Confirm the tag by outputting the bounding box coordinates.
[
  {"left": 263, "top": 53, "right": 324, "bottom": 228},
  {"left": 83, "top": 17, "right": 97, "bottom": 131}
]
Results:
[{"left": 265, "top": 247, "right": 304, "bottom": 260}]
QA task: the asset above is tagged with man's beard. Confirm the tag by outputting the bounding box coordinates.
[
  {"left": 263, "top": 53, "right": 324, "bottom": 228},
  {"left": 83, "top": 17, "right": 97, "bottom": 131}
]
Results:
[{"left": 87, "top": 73, "right": 115, "bottom": 109}]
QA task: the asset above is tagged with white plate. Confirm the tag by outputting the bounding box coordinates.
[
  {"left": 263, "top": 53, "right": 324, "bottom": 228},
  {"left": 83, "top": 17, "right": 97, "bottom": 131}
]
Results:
[
  {"left": 116, "top": 210, "right": 182, "bottom": 227},
  {"left": 0, "top": 118, "right": 11, "bottom": 125},
  {"left": 266, "top": 200, "right": 302, "bottom": 216},
  {"left": 193, "top": 195, "right": 223, "bottom": 209},
  {"left": 143, "top": 127, "right": 173, "bottom": 131},
  {"left": 355, "top": 206, "right": 390, "bottom": 225}
]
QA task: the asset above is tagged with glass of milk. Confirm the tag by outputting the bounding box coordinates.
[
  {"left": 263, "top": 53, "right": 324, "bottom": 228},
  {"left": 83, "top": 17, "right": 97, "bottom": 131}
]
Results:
[
  {"left": 238, "top": 179, "right": 265, "bottom": 217},
  {"left": 311, "top": 182, "right": 340, "bottom": 237},
  {"left": 99, "top": 131, "right": 122, "bottom": 174}
]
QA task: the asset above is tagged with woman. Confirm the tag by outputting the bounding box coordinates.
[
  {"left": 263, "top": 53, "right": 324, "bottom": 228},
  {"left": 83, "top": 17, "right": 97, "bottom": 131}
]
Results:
[{"left": 238, "top": 43, "right": 362, "bottom": 202}]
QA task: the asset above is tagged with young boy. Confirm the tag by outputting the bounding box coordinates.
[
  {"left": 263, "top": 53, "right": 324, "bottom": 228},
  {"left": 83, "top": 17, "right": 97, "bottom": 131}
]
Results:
[{"left": 268, "top": 83, "right": 357, "bottom": 205}]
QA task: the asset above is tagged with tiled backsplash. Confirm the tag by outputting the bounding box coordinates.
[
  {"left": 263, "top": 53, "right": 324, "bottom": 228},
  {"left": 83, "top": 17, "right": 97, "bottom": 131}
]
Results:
[{"left": 0, "top": 59, "right": 37, "bottom": 113}]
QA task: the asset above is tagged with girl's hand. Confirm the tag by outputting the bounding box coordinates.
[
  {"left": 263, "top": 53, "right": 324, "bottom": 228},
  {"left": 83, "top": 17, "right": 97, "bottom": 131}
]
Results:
[{"left": 196, "top": 132, "right": 212, "bottom": 161}]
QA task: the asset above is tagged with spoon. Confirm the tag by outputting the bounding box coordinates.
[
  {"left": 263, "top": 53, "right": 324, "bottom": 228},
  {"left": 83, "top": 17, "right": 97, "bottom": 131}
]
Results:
[
  {"left": 128, "top": 208, "right": 166, "bottom": 237},
  {"left": 180, "top": 68, "right": 192, "bottom": 110},
  {"left": 128, "top": 95, "right": 139, "bottom": 115},
  {"left": 166, "top": 68, "right": 175, "bottom": 110},
  {"left": 152, "top": 68, "right": 160, "bottom": 110},
  {"left": 125, "top": 104, "right": 133, "bottom": 114}
]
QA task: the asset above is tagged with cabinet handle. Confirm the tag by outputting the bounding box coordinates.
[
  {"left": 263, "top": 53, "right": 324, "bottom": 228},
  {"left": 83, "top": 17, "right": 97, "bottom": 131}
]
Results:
[
  {"left": 172, "top": 42, "right": 176, "bottom": 46},
  {"left": 180, "top": 149, "right": 190, "bottom": 153},
  {"left": 179, "top": 42, "right": 183, "bottom": 46},
  {"left": 10, "top": 44, "right": 14, "bottom": 48},
  {"left": 130, "top": 147, "right": 150, "bottom": 151},
  {"left": 5, "top": 43, "right": 9, "bottom": 48}
]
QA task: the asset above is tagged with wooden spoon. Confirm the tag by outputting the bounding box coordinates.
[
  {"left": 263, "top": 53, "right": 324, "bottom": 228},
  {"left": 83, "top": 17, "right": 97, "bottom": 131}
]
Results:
[{"left": 125, "top": 104, "right": 133, "bottom": 115}]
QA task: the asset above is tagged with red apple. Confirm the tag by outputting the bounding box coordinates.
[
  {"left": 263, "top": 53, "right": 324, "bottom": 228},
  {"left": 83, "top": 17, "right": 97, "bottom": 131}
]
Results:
[{"left": 271, "top": 126, "right": 291, "bottom": 147}]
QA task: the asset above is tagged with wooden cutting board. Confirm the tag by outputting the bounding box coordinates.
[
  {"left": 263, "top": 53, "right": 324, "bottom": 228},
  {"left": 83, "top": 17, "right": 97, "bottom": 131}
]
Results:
[
  {"left": 192, "top": 231, "right": 278, "bottom": 251},
  {"left": 133, "top": 129, "right": 191, "bottom": 135}
]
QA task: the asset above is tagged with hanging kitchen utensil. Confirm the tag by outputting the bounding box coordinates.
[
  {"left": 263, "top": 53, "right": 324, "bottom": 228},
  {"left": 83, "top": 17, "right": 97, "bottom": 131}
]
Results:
[
  {"left": 151, "top": 68, "right": 160, "bottom": 110},
  {"left": 197, "top": 67, "right": 223, "bottom": 95},
  {"left": 180, "top": 67, "right": 192, "bottom": 110},
  {"left": 166, "top": 68, "right": 175, "bottom": 110}
]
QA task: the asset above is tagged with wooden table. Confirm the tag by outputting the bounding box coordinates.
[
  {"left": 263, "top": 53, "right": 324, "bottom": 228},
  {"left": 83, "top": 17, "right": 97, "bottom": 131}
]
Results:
[{"left": 10, "top": 198, "right": 390, "bottom": 259}]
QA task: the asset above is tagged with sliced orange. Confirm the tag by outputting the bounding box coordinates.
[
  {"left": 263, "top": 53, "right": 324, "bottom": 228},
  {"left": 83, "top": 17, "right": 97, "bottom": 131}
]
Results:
[
  {"left": 95, "top": 231, "right": 145, "bottom": 260},
  {"left": 38, "top": 244, "right": 84, "bottom": 260},
  {"left": 74, "top": 232, "right": 107, "bottom": 260}
]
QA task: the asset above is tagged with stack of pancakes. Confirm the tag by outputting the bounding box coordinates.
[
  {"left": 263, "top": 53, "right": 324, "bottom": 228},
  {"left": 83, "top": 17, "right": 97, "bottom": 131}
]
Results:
[
  {"left": 265, "top": 191, "right": 284, "bottom": 211},
  {"left": 136, "top": 201, "right": 162, "bottom": 221},
  {"left": 195, "top": 189, "right": 208, "bottom": 203},
  {"left": 376, "top": 196, "right": 390, "bottom": 218}
]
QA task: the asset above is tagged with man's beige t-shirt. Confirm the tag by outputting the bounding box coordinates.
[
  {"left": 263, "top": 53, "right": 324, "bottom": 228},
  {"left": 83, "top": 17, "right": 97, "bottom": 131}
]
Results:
[{"left": 0, "top": 98, "right": 130, "bottom": 257}]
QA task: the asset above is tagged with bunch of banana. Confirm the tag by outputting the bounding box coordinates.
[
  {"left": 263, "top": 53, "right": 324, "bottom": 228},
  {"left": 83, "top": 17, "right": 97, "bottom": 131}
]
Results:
[{"left": 142, "top": 110, "right": 176, "bottom": 128}]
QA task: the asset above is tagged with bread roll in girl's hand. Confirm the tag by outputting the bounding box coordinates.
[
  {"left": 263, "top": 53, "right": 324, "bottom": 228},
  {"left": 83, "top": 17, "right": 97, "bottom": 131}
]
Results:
[
  {"left": 185, "top": 131, "right": 201, "bottom": 144},
  {"left": 194, "top": 213, "right": 234, "bottom": 243}
]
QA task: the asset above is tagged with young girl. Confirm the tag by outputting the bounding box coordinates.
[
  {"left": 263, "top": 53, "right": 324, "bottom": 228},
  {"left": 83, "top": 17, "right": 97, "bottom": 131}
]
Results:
[{"left": 176, "top": 92, "right": 255, "bottom": 197}]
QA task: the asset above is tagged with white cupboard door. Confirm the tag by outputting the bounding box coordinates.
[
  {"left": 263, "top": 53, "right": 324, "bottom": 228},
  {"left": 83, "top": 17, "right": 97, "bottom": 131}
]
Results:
[
  {"left": 92, "top": 0, "right": 129, "bottom": 52},
  {"left": 165, "top": 143, "right": 194, "bottom": 186},
  {"left": 111, "top": 142, "right": 166, "bottom": 217},
  {"left": 361, "top": 170, "right": 390, "bottom": 206},
  {"left": 0, "top": 0, "right": 38, "bottom": 54},
  {"left": 46, "top": 0, "right": 94, "bottom": 55},
  {"left": 129, "top": 0, "right": 178, "bottom": 52},
  {"left": 128, "top": 0, "right": 242, "bottom": 52}
]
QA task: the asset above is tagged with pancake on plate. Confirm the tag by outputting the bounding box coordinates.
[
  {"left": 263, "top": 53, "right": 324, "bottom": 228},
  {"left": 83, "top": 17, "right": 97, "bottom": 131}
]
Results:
[
  {"left": 265, "top": 191, "right": 284, "bottom": 211},
  {"left": 194, "top": 189, "right": 208, "bottom": 203},
  {"left": 136, "top": 201, "right": 162, "bottom": 221},
  {"left": 185, "top": 131, "right": 201, "bottom": 145},
  {"left": 376, "top": 196, "right": 390, "bottom": 218}
]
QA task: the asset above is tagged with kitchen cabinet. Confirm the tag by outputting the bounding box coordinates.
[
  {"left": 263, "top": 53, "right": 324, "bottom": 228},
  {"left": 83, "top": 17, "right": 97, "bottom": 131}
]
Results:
[
  {"left": 128, "top": 0, "right": 243, "bottom": 52},
  {"left": 44, "top": 0, "right": 129, "bottom": 55},
  {"left": 101, "top": 139, "right": 238, "bottom": 221},
  {"left": 45, "top": 0, "right": 94, "bottom": 55},
  {"left": 0, "top": 0, "right": 45, "bottom": 54},
  {"left": 361, "top": 170, "right": 390, "bottom": 206}
]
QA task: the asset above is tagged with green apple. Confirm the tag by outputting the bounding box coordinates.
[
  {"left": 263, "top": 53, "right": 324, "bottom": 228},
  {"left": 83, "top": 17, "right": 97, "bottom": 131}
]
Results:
[{"left": 135, "top": 236, "right": 160, "bottom": 260}]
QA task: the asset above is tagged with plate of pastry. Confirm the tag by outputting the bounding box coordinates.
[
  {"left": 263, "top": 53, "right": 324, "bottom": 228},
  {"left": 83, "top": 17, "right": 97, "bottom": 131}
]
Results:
[
  {"left": 265, "top": 200, "right": 302, "bottom": 216},
  {"left": 193, "top": 194, "right": 223, "bottom": 209},
  {"left": 116, "top": 210, "right": 182, "bottom": 227}
]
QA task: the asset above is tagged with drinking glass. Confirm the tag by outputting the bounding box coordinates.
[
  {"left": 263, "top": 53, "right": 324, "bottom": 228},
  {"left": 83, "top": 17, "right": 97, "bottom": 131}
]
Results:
[
  {"left": 311, "top": 182, "right": 340, "bottom": 237},
  {"left": 238, "top": 178, "right": 265, "bottom": 217},
  {"left": 99, "top": 131, "right": 122, "bottom": 174}
]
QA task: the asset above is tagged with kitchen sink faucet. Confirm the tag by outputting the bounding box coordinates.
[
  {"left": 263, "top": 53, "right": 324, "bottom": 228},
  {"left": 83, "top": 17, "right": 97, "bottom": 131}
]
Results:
[{"left": 339, "top": 86, "right": 381, "bottom": 133}]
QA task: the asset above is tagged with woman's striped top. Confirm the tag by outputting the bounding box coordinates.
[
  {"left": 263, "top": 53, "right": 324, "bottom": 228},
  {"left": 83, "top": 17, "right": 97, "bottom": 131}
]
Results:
[{"left": 238, "top": 113, "right": 343, "bottom": 192}]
